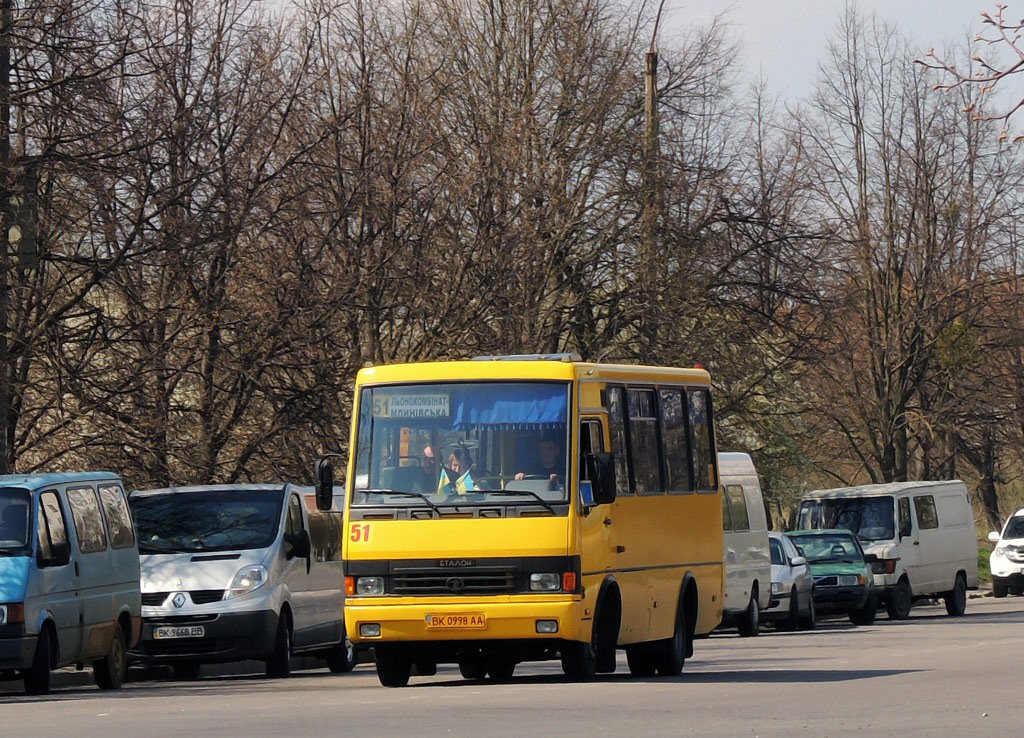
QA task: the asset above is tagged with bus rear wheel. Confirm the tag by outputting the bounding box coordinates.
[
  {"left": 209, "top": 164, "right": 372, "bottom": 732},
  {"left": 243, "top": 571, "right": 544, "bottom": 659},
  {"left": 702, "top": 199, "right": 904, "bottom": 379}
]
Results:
[{"left": 654, "top": 605, "right": 687, "bottom": 676}]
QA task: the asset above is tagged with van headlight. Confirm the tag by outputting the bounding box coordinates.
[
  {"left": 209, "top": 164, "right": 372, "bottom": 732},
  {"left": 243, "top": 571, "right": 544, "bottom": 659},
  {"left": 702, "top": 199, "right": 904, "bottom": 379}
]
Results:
[
  {"left": 770, "top": 581, "right": 785, "bottom": 595},
  {"left": 226, "top": 565, "right": 268, "bottom": 598}
]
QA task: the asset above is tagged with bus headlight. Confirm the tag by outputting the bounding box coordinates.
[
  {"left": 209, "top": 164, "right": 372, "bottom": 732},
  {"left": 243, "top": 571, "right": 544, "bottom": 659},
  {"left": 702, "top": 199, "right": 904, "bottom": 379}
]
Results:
[
  {"left": 530, "top": 573, "right": 561, "bottom": 591},
  {"left": 356, "top": 576, "right": 385, "bottom": 595}
]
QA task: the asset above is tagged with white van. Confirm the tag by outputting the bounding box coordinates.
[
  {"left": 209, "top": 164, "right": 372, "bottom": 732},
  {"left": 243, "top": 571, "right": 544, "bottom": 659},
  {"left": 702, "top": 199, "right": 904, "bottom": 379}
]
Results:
[
  {"left": 797, "top": 480, "right": 977, "bottom": 618},
  {"left": 718, "top": 453, "right": 771, "bottom": 636},
  {"left": 128, "top": 484, "right": 352, "bottom": 679},
  {"left": 0, "top": 472, "right": 141, "bottom": 694}
]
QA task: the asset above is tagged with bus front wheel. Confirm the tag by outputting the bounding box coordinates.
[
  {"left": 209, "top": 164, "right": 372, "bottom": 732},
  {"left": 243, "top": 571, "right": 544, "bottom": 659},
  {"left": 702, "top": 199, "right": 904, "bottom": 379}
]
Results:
[{"left": 375, "top": 645, "right": 412, "bottom": 687}]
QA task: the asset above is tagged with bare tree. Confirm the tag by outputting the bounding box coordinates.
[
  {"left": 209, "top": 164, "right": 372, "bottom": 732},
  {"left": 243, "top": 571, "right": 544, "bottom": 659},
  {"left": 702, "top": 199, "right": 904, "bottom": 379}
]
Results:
[{"left": 917, "top": 3, "right": 1024, "bottom": 141}]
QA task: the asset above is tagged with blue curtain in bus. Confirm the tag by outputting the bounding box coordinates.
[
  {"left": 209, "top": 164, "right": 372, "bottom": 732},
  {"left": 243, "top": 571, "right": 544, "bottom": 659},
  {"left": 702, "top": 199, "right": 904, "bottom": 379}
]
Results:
[{"left": 451, "top": 384, "right": 567, "bottom": 430}]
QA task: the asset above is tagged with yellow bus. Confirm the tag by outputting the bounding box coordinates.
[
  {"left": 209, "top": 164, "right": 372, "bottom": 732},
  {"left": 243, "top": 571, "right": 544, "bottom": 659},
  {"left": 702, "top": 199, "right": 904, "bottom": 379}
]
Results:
[{"left": 314, "top": 354, "right": 725, "bottom": 686}]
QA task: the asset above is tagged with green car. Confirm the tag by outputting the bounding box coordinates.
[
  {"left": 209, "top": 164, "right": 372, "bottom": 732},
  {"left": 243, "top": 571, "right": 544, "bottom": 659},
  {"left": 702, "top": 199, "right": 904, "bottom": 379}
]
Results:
[{"left": 785, "top": 529, "right": 879, "bottom": 626}]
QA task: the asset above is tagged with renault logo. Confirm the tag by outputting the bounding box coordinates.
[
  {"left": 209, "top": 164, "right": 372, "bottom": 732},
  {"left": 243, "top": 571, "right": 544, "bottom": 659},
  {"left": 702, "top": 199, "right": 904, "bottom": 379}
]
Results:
[
  {"left": 172, "top": 592, "right": 187, "bottom": 608},
  {"left": 445, "top": 577, "right": 465, "bottom": 592}
]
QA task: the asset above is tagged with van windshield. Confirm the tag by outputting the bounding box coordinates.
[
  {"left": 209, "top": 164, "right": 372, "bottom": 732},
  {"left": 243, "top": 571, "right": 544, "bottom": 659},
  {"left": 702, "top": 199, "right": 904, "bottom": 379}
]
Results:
[
  {"left": 0, "top": 487, "right": 31, "bottom": 554},
  {"left": 805, "top": 497, "right": 895, "bottom": 541},
  {"left": 130, "top": 489, "right": 284, "bottom": 554}
]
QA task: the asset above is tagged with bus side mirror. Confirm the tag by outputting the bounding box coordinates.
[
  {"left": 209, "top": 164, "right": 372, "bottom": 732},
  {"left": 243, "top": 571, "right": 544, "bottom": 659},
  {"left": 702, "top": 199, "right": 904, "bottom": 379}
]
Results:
[
  {"left": 314, "top": 458, "right": 334, "bottom": 511},
  {"left": 586, "top": 453, "right": 616, "bottom": 506}
]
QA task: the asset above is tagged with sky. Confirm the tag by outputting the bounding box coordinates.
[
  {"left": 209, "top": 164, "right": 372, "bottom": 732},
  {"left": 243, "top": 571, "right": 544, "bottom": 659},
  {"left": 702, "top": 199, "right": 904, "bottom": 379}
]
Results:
[{"left": 663, "top": 0, "right": 992, "bottom": 100}]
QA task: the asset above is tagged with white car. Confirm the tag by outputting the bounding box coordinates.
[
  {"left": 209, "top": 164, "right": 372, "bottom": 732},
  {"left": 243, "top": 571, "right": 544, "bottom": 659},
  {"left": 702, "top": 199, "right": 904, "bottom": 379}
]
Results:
[
  {"left": 988, "top": 508, "right": 1024, "bottom": 598},
  {"left": 762, "top": 532, "right": 815, "bottom": 630}
]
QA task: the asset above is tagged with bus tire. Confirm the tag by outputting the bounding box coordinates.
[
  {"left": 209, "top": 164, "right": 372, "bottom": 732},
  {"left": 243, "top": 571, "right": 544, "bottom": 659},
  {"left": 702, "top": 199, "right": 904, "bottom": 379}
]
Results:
[
  {"left": 375, "top": 645, "right": 412, "bottom": 687},
  {"left": 655, "top": 604, "right": 687, "bottom": 676},
  {"left": 626, "top": 644, "right": 657, "bottom": 677}
]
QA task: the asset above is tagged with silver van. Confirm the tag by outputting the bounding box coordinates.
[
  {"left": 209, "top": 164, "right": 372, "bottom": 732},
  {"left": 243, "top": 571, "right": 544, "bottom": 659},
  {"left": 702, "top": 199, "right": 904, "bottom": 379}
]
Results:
[
  {"left": 0, "top": 472, "right": 141, "bottom": 694},
  {"left": 127, "top": 484, "right": 351, "bottom": 678}
]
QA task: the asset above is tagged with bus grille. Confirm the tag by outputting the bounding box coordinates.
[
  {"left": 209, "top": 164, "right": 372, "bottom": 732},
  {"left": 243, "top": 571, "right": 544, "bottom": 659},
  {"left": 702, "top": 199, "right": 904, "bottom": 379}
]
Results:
[{"left": 392, "top": 567, "right": 517, "bottom": 595}]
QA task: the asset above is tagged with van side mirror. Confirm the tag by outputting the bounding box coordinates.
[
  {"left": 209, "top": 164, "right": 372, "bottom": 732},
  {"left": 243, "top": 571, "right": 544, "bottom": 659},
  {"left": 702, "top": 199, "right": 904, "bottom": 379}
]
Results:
[
  {"left": 287, "top": 529, "right": 311, "bottom": 560},
  {"left": 899, "top": 520, "right": 912, "bottom": 539},
  {"left": 586, "top": 453, "right": 616, "bottom": 506},
  {"left": 988, "top": 531, "right": 1000, "bottom": 543},
  {"left": 863, "top": 553, "right": 879, "bottom": 564},
  {"left": 790, "top": 555, "right": 806, "bottom": 567},
  {"left": 39, "top": 540, "right": 70, "bottom": 568},
  {"left": 314, "top": 458, "right": 334, "bottom": 511}
]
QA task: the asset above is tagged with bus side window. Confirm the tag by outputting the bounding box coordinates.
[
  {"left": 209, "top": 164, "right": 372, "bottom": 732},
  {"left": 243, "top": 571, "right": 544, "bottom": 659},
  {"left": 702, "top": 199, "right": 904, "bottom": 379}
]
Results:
[
  {"left": 606, "top": 386, "right": 632, "bottom": 495},
  {"left": 579, "top": 419, "right": 604, "bottom": 481},
  {"left": 627, "top": 388, "right": 663, "bottom": 495},
  {"left": 659, "top": 387, "right": 693, "bottom": 493},
  {"left": 688, "top": 388, "right": 717, "bottom": 491}
]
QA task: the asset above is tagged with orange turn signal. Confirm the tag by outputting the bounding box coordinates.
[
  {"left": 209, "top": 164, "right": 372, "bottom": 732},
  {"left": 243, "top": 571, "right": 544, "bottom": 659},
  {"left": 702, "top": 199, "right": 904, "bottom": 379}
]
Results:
[
  {"left": 345, "top": 577, "right": 355, "bottom": 596},
  {"left": 562, "top": 572, "right": 577, "bottom": 592}
]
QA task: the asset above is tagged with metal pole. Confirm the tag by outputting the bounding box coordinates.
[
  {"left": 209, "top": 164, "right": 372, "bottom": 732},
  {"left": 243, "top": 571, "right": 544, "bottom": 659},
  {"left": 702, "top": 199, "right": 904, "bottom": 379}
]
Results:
[{"left": 0, "top": 0, "right": 11, "bottom": 474}]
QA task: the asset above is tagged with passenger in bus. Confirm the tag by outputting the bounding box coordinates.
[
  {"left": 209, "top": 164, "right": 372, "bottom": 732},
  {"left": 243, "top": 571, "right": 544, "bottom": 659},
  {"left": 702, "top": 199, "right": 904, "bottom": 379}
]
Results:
[
  {"left": 514, "top": 431, "right": 565, "bottom": 486},
  {"left": 447, "top": 448, "right": 469, "bottom": 476},
  {"left": 415, "top": 445, "right": 438, "bottom": 493}
]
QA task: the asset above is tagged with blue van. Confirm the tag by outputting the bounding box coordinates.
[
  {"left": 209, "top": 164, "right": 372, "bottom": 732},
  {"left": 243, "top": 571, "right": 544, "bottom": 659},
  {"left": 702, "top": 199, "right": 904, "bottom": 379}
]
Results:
[{"left": 0, "top": 472, "right": 141, "bottom": 694}]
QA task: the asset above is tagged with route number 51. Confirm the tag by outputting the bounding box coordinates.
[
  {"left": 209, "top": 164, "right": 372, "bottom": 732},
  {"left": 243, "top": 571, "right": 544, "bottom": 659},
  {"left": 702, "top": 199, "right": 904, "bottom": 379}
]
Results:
[{"left": 350, "top": 523, "right": 371, "bottom": 543}]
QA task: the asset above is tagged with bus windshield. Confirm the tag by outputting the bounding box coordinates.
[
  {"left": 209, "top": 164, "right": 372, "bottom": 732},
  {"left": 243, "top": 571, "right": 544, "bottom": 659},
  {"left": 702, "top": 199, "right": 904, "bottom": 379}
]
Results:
[
  {"left": 0, "top": 487, "right": 31, "bottom": 554},
  {"left": 352, "top": 381, "right": 570, "bottom": 508}
]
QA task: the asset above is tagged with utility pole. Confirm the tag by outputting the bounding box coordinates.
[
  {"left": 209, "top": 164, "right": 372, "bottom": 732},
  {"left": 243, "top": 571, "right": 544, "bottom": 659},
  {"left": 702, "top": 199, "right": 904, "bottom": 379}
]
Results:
[
  {"left": 0, "top": 0, "right": 11, "bottom": 474},
  {"left": 641, "top": 1, "right": 665, "bottom": 256}
]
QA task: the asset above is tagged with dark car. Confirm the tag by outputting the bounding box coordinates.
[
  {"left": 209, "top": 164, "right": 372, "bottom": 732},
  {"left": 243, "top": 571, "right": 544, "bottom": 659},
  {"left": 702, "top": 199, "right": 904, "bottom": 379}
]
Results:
[{"left": 785, "top": 529, "right": 878, "bottom": 626}]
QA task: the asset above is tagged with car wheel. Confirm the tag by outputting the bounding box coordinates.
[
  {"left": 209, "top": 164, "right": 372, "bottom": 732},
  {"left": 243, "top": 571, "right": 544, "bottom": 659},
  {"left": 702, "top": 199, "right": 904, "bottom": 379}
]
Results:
[
  {"left": 375, "top": 644, "right": 412, "bottom": 687},
  {"left": 172, "top": 662, "right": 202, "bottom": 680},
  {"left": 326, "top": 626, "right": 356, "bottom": 673},
  {"left": 885, "top": 578, "right": 912, "bottom": 620},
  {"left": 944, "top": 573, "right": 967, "bottom": 616},
  {"left": 850, "top": 592, "right": 877, "bottom": 626},
  {"left": 992, "top": 581, "right": 1008, "bottom": 598},
  {"left": 94, "top": 625, "right": 128, "bottom": 690},
  {"left": 737, "top": 592, "right": 759, "bottom": 637},
  {"left": 24, "top": 628, "right": 52, "bottom": 695},
  {"left": 781, "top": 587, "right": 800, "bottom": 631},
  {"left": 266, "top": 611, "right": 292, "bottom": 678},
  {"left": 799, "top": 592, "right": 817, "bottom": 631}
]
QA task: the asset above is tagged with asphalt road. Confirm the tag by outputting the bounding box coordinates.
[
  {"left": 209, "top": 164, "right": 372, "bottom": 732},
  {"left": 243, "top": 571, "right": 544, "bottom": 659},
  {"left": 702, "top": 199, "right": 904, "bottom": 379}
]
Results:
[{"left": 2, "top": 594, "right": 1021, "bottom": 737}]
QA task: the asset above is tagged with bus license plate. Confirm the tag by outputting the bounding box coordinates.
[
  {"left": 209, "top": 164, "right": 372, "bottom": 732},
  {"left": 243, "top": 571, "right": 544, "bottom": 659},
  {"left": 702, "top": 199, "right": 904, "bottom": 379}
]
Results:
[
  {"left": 153, "top": 625, "right": 205, "bottom": 639},
  {"left": 425, "top": 614, "right": 486, "bottom": 630}
]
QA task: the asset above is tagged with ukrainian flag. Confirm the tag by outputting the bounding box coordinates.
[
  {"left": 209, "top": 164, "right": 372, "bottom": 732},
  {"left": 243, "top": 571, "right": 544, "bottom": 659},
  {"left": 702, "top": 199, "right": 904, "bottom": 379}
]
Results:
[
  {"left": 437, "top": 467, "right": 454, "bottom": 496},
  {"left": 455, "top": 470, "right": 474, "bottom": 495}
]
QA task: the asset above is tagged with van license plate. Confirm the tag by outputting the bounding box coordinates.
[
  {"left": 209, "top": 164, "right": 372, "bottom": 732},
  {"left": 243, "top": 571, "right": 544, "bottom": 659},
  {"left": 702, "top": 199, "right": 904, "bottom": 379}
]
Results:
[
  {"left": 425, "top": 614, "right": 486, "bottom": 630},
  {"left": 153, "top": 625, "right": 205, "bottom": 639}
]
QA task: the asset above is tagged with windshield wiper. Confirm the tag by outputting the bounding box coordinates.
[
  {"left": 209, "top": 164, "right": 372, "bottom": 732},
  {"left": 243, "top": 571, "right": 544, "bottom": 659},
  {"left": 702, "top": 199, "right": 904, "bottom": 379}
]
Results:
[
  {"left": 487, "top": 490, "right": 557, "bottom": 514},
  {"left": 358, "top": 489, "right": 440, "bottom": 514}
]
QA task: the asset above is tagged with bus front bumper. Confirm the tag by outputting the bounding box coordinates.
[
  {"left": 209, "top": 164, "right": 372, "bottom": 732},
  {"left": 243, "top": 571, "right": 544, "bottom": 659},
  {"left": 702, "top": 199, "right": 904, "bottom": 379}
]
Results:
[{"left": 346, "top": 597, "right": 588, "bottom": 644}]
